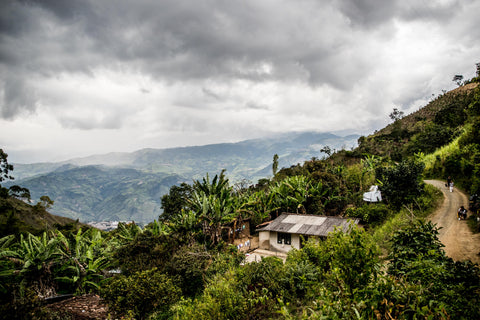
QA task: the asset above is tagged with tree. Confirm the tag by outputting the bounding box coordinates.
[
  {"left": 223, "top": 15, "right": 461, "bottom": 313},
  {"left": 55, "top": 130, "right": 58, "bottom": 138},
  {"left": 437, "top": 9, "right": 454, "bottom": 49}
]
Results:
[
  {"left": 37, "top": 195, "right": 54, "bottom": 209},
  {"left": 0, "top": 149, "right": 14, "bottom": 182},
  {"left": 272, "top": 154, "right": 279, "bottom": 176},
  {"left": 190, "top": 171, "right": 237, "bottom": 244},
  {"left": 8, "top": 185, "right": 31, "bottom": 201},
  {"left": 320, "top": 146, "right": 332, "bottom": 157},
  {"left": 375, "top": 159, "right": 425, "bottom": 208},
  {"left": 389, "top": 108, "right": 404, "bottom": 122},
  {"left": 387, "top": 220, "right": 480, "bottom": 318},
  {"left": 452, "top": 74, "right": 464, "bottom": 86},
  {"left": 160, "top": 183, "right": 193, "bottom": 221}
]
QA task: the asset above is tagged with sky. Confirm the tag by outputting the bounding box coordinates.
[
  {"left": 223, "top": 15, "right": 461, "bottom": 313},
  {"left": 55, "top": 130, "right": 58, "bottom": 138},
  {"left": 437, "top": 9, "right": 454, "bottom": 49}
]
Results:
[{"left": 1, "top": 0, "right": 479, "bottom": 164}]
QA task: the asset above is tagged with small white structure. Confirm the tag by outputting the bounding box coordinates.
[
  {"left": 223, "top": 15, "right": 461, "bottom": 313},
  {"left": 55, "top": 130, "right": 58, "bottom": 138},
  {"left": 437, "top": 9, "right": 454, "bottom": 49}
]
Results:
[
  {"left": 257, "top": 213, "right": 359, "bottom": 253},
  {"left": 363, "top": 185, "right": 382, "bottom": 202}
]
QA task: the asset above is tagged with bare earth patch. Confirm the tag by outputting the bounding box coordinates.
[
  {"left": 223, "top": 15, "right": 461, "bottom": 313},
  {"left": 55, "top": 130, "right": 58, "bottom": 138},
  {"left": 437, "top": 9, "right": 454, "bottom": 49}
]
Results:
[
  {"left": 45, "top": 294, "right": 109, "bottom": 320},
  {"left": 426, "top": 180, "right": 480, "bottom": 264}
]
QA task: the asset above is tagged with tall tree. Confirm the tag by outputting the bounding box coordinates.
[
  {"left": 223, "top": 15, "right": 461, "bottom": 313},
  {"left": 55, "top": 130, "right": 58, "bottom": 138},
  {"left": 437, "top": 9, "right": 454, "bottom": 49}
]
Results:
[
  {"left": 452, "top": 74, "right": 464, "bottom": 86},
  {"left": 0, "top": 149, "right": 14, "bottom": 182},
  {"left": 272, "top": 154, "right": 279, "bottom": 176},
  {"left": 160, "top": 183, "right": 193, "bottom": 221},
  {"left": 375, "top": 159, "right": 425, "bottom": 208},
  {"left": 389, "top": 108, "right": 404, "bottom": 122},
  {"left": 190, "top": 171, "right": 237, "bottom": 244}
]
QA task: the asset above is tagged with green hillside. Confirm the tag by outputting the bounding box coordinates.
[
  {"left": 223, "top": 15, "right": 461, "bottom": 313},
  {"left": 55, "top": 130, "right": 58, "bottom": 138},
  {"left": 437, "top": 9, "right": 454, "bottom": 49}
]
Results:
[
  {"left": 8, "top": 131, "right": 358, "bottom": 223},
  {"left": 7, "top": 166, "right": 185, "bottom": 223},
  {"left": 0, "top": 196, "right": 84, "bottom": 237}
]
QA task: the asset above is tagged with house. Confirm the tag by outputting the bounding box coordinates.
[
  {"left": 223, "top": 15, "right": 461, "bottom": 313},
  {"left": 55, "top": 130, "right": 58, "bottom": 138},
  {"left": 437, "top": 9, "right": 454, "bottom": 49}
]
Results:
[{"left": 257, "top": 213, "right": 360, "bottom": 253}]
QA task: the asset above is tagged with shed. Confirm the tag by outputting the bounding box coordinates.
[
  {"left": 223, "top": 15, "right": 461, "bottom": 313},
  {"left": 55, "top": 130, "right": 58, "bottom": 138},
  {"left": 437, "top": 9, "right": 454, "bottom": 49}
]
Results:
[{"left": 257, "top": 213, "right": 359, "bottom": 253}]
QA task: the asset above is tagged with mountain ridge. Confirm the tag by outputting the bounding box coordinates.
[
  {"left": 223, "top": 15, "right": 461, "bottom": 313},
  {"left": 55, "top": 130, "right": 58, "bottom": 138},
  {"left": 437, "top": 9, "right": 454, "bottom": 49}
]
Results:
[{"left": 7, "top": 131, "right": 359, "bottom": 223}]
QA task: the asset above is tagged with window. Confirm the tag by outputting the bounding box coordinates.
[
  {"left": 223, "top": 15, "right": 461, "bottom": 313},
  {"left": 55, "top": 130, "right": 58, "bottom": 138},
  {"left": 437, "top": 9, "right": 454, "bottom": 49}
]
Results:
[{"left": 277, "top": 232, "right": 291, "bottom": 245}]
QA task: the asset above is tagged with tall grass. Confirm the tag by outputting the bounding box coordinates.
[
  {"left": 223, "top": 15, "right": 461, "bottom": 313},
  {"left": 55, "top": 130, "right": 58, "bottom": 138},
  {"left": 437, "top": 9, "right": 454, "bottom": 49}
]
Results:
[
  {"left": 423, "top": 137, "right": 457, "bottom": 170},
  {"left": 422, "top": 132, "right": 464, "bottom": 174}
]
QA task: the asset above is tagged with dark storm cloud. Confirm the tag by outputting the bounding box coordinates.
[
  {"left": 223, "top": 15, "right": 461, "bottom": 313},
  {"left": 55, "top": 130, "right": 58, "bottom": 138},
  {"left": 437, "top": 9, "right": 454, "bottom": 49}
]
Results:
[
  {"left": 0, "top": 0, "right": 477, "bottom": 122},
  {"left": 0, "top": 74, "right": 37, "bottom": 119},
  {"left": 337, "top": 0, "right": 464, "bottom": 27},
  {"left": 2, "top": 0, "right": 357, "bottom": 88},
  {"left": 337, "top": 0, "right": 399, "bottom": 28},
  {"left": 22, "top": 0, "right": 92, "bottom": 20}
]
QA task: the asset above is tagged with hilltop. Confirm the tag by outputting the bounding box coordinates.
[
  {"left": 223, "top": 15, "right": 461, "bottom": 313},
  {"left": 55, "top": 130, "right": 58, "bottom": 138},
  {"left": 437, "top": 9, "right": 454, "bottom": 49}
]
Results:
[{"left": 355, "top": 82, "right": 479, "bottom": 162}]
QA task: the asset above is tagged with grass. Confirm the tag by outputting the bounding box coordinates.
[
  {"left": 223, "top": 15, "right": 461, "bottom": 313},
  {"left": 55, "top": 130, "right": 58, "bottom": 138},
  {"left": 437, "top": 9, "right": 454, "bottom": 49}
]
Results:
[{"left": 422, "top": 135, "right": 462, "bottom": 173}]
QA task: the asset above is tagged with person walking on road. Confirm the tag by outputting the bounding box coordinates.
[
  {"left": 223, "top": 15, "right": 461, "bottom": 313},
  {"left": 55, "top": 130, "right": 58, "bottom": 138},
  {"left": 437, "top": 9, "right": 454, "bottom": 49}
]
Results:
[{"left": 447, "top": 176, "right": 454, "bottom": 192}]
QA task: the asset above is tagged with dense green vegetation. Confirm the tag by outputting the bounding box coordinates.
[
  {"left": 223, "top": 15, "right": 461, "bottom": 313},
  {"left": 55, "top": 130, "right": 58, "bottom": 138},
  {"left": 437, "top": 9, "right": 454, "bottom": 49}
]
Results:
[{"left": 1, "top": 65, "right": 480, "bottom": 319}]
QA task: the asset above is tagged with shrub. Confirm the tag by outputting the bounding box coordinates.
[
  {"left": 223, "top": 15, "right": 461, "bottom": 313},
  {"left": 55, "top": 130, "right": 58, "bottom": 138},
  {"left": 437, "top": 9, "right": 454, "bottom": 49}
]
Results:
[
  {"left": 101, "top": 268, "right": 181, "bottom": 320},
  {"left": 172, "top": 270, "right": 248, "bottom": 320},
  {"left": 298, "top": 225, "right": 380, "bottom": 294},
  {"left": 165, "top": 244, "right": 212, "bottom": 297},
  {"left": 344, "top": 203, "right": 390, "bottom": 225},
  {"left": 387, "top": 220, "right": 480, "bottom": 319},
  {"left": 375, "top": 159, "right": 425, "bottom": 208}
]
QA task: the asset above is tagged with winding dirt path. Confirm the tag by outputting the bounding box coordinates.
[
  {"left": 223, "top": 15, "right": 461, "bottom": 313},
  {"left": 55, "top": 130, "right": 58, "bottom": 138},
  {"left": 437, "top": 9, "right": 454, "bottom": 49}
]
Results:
[{"left": 425, "top": 180, "right": 480, "bottom": 264}]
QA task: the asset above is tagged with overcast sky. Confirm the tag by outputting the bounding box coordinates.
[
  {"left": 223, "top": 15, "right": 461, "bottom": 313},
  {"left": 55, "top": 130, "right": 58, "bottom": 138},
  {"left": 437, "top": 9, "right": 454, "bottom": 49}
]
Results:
[{"left": 1, "top": 0, "right": 479, "bottom": 163}]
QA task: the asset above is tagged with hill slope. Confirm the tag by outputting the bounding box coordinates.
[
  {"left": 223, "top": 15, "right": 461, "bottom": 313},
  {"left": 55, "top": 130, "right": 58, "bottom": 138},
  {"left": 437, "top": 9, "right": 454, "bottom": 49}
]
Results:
[
  {"left": 0, "top": 196, "right": 83, "bottom": 236},
  {"left": 8, "top": 131, "right": 359, "bottom": 223}
]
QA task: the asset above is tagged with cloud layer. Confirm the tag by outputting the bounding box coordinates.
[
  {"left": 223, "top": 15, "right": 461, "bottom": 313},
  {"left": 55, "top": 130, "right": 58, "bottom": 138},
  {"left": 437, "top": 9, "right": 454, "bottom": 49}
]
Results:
[{"left": 1, "top": 0, "right": 479, "bottom": 162}]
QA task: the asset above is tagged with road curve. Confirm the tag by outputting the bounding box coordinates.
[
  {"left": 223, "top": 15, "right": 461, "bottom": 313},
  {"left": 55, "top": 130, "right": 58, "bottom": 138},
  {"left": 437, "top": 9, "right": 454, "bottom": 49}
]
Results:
[{"left": 425, "top": 180, "right": 480, "bottom": 264}]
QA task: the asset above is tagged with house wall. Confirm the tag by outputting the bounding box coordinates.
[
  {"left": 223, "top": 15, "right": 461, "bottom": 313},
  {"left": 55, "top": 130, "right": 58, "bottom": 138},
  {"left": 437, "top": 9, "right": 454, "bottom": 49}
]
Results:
[
  {"left": 268, "top": 232, "right": 302, "bottom": 253},
  {"left": 292, "top": 234, "right": 301, "bottom": 250},
  {"left": 259, "top": 231, "right": 270, "bottom": 250}
]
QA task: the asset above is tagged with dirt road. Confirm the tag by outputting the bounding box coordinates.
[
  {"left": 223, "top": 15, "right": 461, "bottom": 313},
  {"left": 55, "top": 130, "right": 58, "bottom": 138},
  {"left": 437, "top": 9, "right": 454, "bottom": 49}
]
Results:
[{"left": 425, "top": 180, "right": 480, "bottom": 264}]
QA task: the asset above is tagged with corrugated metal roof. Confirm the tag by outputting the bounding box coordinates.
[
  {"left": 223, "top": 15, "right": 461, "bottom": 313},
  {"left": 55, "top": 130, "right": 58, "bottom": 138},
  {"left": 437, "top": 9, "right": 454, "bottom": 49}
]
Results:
[{"left": 258, "top": 213, "right": 359, "bottom": 237}]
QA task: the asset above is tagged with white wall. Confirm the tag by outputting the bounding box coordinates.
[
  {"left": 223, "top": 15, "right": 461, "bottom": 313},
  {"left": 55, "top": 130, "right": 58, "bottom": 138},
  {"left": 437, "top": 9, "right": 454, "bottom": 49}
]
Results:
[
  {"left": 268, "top": 232, "right": 302, "bottom": 253},
  {"left": 259, "top": 231, "right": 270, "bottom": 250}
]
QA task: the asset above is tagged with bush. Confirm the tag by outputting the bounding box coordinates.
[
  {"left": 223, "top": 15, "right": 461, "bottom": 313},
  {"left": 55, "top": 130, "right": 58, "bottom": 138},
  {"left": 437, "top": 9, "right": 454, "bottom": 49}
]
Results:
[
  {"left": 406, "top": 123, "right": 456, "bottom": 154},
  {"left": 101, "top": 268, "right": 181, "bottom": 320},
  {"left": 297, "top": 225, "right": 380, "bottom": 294},
  {"left": 387, "top": 220, "right": 480, "bottom": 318},
  {"left": 165, "top": 244, "right": 212, "bottom": 297},
  {"left": 173, "top": 270, "right": 250, "bottom": 320},
  {"left": 344, "top": 203, "right": 390, "bottom": 225},
  {"left": 375, "top": 159, "right": 425, "bottom": 208},
  {"left": 113, "top": 232, "right": 182, "bottom": 275}
]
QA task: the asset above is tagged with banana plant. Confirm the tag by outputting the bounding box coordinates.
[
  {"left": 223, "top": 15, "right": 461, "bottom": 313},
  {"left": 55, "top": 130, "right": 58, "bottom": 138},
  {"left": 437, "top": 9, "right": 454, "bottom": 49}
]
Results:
[
  {"left": 55, "top": 229, "right": 112, "bottom": 293},
  {"left": 115, "top": 221, "right": 143, "bottom": 242},
  {"left": 0, "top": 234, "right": 17, "bottom": 292},
  {"left": 144, "top": 219, "right": 171, "bottom": 236},
  {"left": 0, "top": 232, "right": 61, "bottom": 297},
  {"left": 269, "top": 176, "right": 311, "bottom": 214},
  {"left": 189, "top": 171, "right": 239, "bottom": 244},
  {"left": 169, "top": 209, "right": 200, "bottom": 235}
]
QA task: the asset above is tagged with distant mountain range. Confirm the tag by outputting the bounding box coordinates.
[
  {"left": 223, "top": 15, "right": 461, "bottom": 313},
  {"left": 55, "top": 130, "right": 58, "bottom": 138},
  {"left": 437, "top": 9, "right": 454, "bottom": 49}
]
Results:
[{"left": 7, "top": 131, "right": 359, "bottom": 223}]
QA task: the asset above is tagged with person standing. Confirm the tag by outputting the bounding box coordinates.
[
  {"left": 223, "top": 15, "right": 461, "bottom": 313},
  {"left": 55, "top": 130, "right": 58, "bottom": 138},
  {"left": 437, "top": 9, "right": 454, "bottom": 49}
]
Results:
[{"left": 447, "top": 176, "right": 454, "bottom": 192}]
